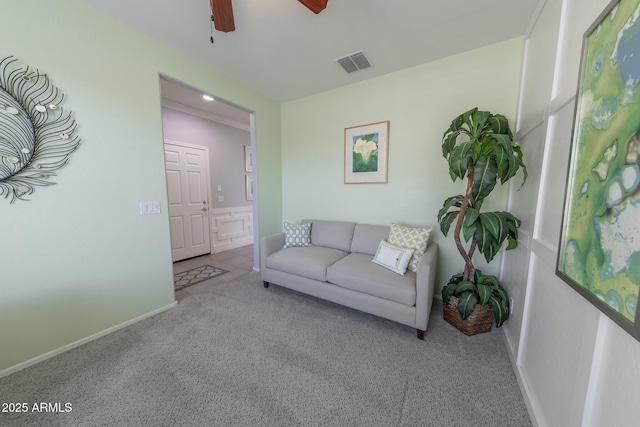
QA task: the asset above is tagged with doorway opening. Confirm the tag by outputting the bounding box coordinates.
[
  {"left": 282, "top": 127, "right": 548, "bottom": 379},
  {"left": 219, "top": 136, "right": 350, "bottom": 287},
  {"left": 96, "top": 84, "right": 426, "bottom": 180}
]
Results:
[{"left": 159, "top": 75, "right": 258, "bottom": 296}]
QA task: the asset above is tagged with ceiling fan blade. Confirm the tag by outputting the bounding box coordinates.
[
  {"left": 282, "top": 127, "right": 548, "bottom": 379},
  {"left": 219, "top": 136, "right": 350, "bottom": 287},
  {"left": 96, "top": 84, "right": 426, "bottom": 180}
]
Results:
[
  {"left": 211, "top": 0, "right": 235, "bottom": 32},
  {"left": 298, "top": 0, "right": 328, "bottom": 14}
]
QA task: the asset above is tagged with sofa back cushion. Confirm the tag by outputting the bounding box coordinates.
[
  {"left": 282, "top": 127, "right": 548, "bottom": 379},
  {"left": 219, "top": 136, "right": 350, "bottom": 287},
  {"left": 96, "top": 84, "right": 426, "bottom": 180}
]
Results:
[
  {"left": 302, "top": 220, "right": 356, "bottom": 252},
  {"left": 350, "top": 224, "right": 390, "bottom": 255}
]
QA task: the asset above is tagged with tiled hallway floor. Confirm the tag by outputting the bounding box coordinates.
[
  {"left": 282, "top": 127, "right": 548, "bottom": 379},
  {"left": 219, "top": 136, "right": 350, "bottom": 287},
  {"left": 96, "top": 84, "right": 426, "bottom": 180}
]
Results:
[{"left": 172, "top": 245, "right": 255, "bottom": 302}]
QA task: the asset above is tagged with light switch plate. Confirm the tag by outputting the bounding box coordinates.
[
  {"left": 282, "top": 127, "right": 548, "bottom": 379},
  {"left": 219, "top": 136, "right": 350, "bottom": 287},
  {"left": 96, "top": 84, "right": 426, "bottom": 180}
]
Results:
[
  {"left": 217, "top": 185, "right": 222, "bottom": 192},
  {"left": 218, "top": 196, "right": 224, "bottom": 203},
  {"left": 140, "top": 201, "right": 161, "bottom": 215}
]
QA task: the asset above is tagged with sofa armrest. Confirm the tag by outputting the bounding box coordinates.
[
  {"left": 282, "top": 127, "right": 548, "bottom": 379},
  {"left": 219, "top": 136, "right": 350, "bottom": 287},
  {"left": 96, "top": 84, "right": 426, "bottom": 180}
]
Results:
[
  {"left": 415, "top": 243, "right": 438, "bottom": 331},
  {"left": 260, "top": 232, "right": 285, "bottom": 280}
]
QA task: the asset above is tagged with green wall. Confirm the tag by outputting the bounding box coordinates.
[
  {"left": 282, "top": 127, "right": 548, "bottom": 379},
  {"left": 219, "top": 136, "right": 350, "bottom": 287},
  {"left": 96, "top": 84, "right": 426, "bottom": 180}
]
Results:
[
  {"left": 281, "top": 38, "right": 523, "bottom": 287},
  {"left": 0, "top": 0, "right": 282, "bottom": 372},
  {"left": 0, "top": 1, "right": 523, "bottom": 373}
]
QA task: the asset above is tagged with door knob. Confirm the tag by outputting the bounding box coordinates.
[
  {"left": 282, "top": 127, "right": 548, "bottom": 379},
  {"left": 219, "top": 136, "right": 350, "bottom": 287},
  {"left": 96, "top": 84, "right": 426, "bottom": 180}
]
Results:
[{"left": 202, "top": 207, "right": 208, "bottom": 212}]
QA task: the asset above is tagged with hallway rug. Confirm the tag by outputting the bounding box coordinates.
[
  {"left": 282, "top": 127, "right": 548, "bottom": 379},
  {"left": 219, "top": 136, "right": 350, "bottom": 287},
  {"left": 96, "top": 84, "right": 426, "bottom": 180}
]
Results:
[{"left": 174, "top": 265, "right": 229, "bottom": 291}]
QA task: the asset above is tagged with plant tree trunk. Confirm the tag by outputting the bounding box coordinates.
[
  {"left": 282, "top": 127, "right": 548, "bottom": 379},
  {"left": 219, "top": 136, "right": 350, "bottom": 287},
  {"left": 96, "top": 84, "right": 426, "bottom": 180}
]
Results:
[{"left": 453, "top": 166, "right": 476, "bottom": 281}]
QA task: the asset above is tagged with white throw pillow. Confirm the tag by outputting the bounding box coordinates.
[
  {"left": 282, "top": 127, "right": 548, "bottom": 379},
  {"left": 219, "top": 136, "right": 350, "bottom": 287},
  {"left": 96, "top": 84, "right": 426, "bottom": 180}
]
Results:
[
  {"left": 372, "top": 240, "right": 413, "bottom": 275},
  {"left": 283, "top": 222, "right": 312, "bottom": 248}
]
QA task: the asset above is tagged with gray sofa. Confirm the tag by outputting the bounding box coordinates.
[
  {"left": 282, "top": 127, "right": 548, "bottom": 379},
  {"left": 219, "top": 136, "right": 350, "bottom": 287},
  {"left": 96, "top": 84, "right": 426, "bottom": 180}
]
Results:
[{"left": 260, "top": 220, "right": 438, "bottom": 339}]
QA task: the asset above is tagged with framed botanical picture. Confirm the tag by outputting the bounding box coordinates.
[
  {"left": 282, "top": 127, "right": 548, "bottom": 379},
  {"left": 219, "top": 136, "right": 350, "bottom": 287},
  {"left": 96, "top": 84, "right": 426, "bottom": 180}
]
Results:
[
  {"left": 244, "top": 145, "right": 253, "bottom": 173},
  {"left": 344, "top": 121, "right": 389, "bottom": 184},
  {"left": 557, "top": 0, "right": 640, "bottom": 341},
  {"left": 245, "top": 174, "right": 253, "bottom": 201}
]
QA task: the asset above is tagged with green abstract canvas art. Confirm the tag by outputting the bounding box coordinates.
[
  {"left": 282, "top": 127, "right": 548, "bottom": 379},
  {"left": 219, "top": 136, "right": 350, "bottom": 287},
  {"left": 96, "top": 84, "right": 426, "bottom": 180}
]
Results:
[{"left": 558, "top": 0, "right": 640, "bottom": 339}]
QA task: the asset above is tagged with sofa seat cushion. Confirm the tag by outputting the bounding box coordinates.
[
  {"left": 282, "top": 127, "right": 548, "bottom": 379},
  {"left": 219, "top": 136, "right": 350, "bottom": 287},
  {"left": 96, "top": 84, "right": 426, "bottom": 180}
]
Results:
[
  {"left": 266, "top": 247, "right": 348, "bottom": 282},
  {"left": 326, "top": 253, "right": 416, "bottom": 306}
]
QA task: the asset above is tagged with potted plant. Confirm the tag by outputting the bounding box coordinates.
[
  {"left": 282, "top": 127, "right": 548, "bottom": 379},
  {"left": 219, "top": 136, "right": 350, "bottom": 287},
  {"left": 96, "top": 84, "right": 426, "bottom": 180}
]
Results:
[{"left": 437, "top": 107, "right": 527, "bottom": 335}]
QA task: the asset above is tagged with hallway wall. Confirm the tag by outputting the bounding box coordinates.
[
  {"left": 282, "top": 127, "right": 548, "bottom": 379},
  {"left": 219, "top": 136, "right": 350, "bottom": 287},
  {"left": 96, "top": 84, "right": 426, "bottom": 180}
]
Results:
[{"left": 161, "top": 107, "right": 252, "bottom": 209}]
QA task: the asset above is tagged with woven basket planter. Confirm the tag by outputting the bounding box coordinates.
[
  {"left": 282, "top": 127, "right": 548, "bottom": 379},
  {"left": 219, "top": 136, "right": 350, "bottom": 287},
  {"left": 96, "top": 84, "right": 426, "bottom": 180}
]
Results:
[{"left": 443, "top": 296, "right": 494, "bottom": 336}]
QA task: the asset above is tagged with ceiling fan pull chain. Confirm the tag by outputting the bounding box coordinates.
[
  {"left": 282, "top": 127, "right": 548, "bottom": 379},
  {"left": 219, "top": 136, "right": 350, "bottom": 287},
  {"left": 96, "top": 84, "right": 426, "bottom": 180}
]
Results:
[{"left": 210, "top": 13, "right": 215, "bottom": 43}]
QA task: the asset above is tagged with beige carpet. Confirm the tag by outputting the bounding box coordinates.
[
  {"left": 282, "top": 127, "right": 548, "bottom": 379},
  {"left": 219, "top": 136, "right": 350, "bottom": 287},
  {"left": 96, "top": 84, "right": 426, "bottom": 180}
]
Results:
[{"left": 0, "top": 272, "right": 531, "bottom": 426}]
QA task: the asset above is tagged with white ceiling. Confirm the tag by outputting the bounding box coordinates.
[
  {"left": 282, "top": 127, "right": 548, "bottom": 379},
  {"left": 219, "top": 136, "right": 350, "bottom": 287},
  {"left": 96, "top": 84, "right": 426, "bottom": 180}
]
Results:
[{"left": 84, "top": 0, "right": 538, "bottom": 121}]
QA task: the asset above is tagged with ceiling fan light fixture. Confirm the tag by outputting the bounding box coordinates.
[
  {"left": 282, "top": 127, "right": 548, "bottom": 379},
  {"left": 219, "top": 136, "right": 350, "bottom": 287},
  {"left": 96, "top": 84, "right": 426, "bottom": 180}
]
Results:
[{"left": 336, "top": 50, "right": 372, "bottom": 74}]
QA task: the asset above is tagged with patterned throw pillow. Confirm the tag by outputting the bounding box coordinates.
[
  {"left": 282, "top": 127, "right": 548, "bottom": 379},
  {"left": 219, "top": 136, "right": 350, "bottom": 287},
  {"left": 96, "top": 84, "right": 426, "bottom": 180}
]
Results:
[
  {"left": 372, "top": 240, "right": 413, "bottom": 275},
  {"left": 388, "top": 223, "right": 432, "bottom": 272},
  {"left": 283, "top": 222, "right": 313, "bottom": 248}
]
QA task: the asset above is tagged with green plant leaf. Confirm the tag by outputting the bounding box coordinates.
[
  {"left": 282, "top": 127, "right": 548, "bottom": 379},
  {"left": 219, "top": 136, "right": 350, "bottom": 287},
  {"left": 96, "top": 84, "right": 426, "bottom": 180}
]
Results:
[
  {"left": 442, "top": 130, "right": 460, "bottom": 158},
  {"left": 503, "top": 212, "right": 521, "bottom": 251},
  {"left": 488, "top": 114, "right": 511, "bottom": 135},
  {"left": 457, "top": 291, "right": 478, "bottom": 320},
  {"left": 478, "top": 273, "right": 500, "bottom": 287},
  {"left": 439, "top": 211, "right": 459, "bottom": 236},
  {"left": 479, "top": 135, "right": 496, "bottom": 157},
  {"left": 462, "top": 108, "right": 477, "bottom": 130},
  {"left": 493, "top": 141, "right": 508, "bottom": 173},
  {"left": 492, "top": 285, "right": 509, "bottom": 302},
  {"left": 471, "top": 140, "right": 483, "bottom": 164},
  {"left": 474, "top": 110, "right": 491, "bottom": 133},
  {"left": 454, "top": 280, "right": 478, "bottom": 294},
  {"left": 442, "top": 273, "right": 466, "bottom": 303},
  {"left": 490, "top": 134, "right": 515, "bottom": 180},
  {"left": 505, "top": 212, "right": 522, "bottom": 231},
  {"left": 462, "top": 207, "right": 479, "bottom": 242},
  {"left": 479, "top": 212, "right": 508, "bottom": 242},
  {"left": 448, "top": 141, "right": 474, "bottom": 180},
  {"left": 472, "top": 155, "right": 498, "bottom": 205},
  {"left": 474, "top": 219, "right": 493, "bottom": 260},
  {"left": 464, "top": 207, "right": 480, "bottom": 225},
  {"left": 489, "top": 294, "right": 510, "bottom": 327},
  {"left": 441, "top": 282, "right": 457, "bottom": 304},
  {"left": 449, "top": 113, "right": 465, "bottom": 132},
  {"left": 477, "top": 284, "right": 492, "bottom": 305},
  {"left": 513, "top": 144, "right": 528, "bottom": 189},
  {"left": 474, "top": 212, "right": 522, "bottom": 262},
  {"left": 437, "top": 195, "right": 463, "bottom": 222},
  {"left": 448, "top": 273, "right": 465, "bottom": 284}
]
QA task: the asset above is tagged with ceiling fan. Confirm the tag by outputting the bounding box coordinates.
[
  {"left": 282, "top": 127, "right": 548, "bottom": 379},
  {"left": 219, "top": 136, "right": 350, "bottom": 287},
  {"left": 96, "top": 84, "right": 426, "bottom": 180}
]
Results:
[{"left": 209, "top": 0, "right": 328, "bottom": 33}]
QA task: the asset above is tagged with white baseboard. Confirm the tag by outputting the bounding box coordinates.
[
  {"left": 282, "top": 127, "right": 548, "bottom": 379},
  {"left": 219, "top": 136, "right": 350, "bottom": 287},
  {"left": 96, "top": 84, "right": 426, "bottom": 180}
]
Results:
[{"left": 0, "top": 301, "right": 178, "bottom": 379}]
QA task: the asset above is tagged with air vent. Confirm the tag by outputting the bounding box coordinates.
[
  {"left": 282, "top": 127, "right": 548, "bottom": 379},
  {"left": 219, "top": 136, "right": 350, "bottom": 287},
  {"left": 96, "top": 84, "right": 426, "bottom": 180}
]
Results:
[{"left": 336, "top": 50, "right": 372, "bottom": 73}]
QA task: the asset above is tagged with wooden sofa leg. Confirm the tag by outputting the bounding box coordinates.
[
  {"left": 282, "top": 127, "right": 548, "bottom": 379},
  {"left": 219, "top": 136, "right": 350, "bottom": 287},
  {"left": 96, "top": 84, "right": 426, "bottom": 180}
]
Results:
[
  {"left": 416, "top": 329, "right": 425, "bottom": 340},
  {"left": 263, "top": 281, "right": 269, "bottom": 288}
]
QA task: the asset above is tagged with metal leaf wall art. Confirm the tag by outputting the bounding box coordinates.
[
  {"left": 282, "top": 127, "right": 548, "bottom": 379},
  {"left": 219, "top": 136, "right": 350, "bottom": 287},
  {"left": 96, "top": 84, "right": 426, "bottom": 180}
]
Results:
[{"left": 0, "top": 56, "right": 80, "bottom": 203}]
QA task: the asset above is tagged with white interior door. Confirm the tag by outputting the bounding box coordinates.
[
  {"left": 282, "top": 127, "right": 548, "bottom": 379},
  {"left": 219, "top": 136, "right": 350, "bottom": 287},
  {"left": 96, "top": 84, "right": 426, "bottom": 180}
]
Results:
[{"left": 164, "top": 141, "right": 212, "bottom": 262}]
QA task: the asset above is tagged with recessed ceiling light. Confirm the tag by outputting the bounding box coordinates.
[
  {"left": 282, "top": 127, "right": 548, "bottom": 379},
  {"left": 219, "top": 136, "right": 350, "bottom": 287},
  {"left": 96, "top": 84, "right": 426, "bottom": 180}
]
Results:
[{"left": 202, "top": 94, "right": 214, "bottom": 101}]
